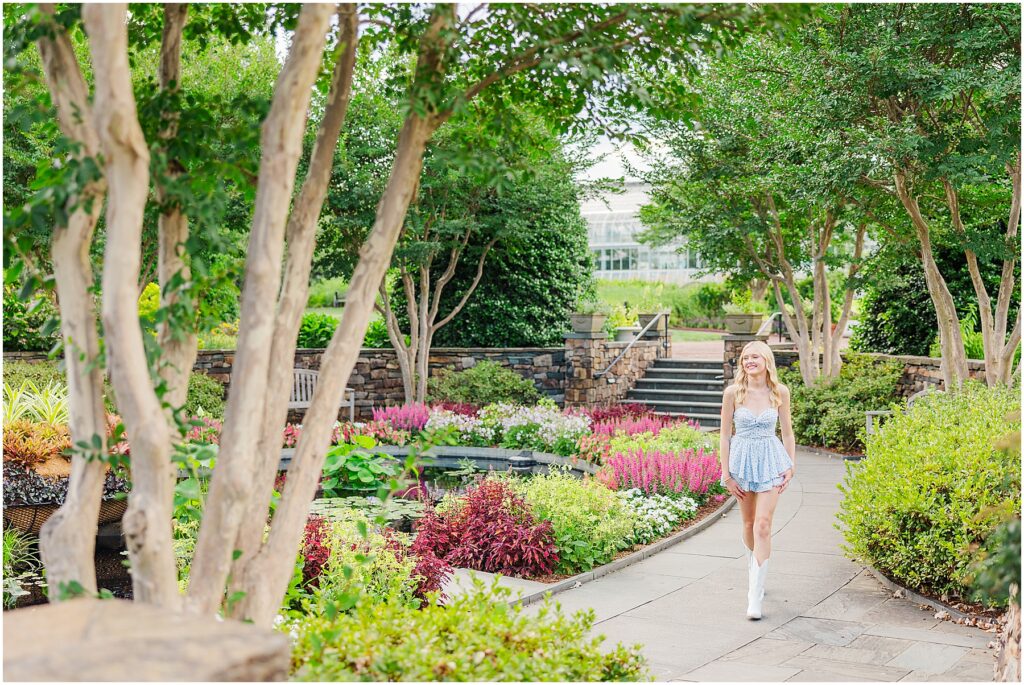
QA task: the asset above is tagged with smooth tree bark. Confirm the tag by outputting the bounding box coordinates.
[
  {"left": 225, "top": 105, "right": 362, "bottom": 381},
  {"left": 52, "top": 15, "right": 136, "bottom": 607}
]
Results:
[
  {"left": 942, "top": 161, "right": 1022, "bottom": 385},
  {"left": 377, "top": 224, "right": 499, "bottom": 404},
  {"left": 749, "top": 195, "right": 862, "bottom": 386},
  {"left": 228, "top": 4, "right": 359, "bottom": 605},
  {"left": 154, "top": 3, "right": 198, "bottom": 412},
  {"left": 35, "top": 3, "right": 110, "bottom": 598},
  {"left": 893, "top": 172, "right": 971, "bottom": 390},
  {"left": 84, "top": 3, "right": 180, "bottom": 608},
  {"left": 231, "top": 6, "right": 457, "bottom": 626},
  {"left": 185, "top": 2, "right": 335, "bottom": 616}
]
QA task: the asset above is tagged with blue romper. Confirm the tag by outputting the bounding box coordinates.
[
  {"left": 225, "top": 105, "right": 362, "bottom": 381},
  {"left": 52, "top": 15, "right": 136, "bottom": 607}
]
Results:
[{"left": 728, "top": 406, "right": 794, "bottom": 492}]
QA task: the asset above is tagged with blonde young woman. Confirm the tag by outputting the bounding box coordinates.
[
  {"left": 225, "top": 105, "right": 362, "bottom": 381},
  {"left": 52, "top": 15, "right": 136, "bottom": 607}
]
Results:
[{"left": 718, "top": 340, "right": 796, "bottom": 620}]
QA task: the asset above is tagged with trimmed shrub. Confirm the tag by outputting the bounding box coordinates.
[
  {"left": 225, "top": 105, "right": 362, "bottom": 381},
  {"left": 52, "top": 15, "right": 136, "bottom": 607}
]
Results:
[
  {"left": 781, "top": 353, "right": 904, "bottom": 453},
  {"left": 507, "top": 469, "right": 636, "bottom": 574},
  {"left": 362, "top": 317, "right": 390, "bottom": 348},
  {"left": 183, "top": 373, "right": 225, "bottom": 419},
  {"left": 297, "top": 312, "right": 339, "bottom": 348},
  {"left": 3, "top": 361, "right": 66, "bottom": 391},
  {"left": 290, "top": 580, "right": 648, "bottom": 681},
  {"left": 427, "top": 360, "right": 540, "bottom": 406},
  {"left": 837, "top": 382, "right": 1020, "bottom": 599},
  {"left": 2, "top": 287, "right": 61, "bottom": 353}
]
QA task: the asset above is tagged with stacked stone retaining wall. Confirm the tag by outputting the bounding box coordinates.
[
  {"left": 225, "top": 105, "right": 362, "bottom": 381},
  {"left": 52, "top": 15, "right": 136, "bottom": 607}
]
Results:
[
  {"left": 722, "top": 334, "right": 989, "bottom": 397},
  {"left": 190, "top": 347, "right": 566, "bottom": 419}
]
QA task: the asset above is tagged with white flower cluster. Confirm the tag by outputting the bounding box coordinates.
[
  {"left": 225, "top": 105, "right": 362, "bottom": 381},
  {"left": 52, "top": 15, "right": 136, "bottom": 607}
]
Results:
[
  {"left": 424, "top": 402, "right": 591, "bottom": 452},
  {"left": 478, "top": 402, "right": 591, "bottom": 449},
  {"left": 273, "top": 613, "right": 300, "bottom": 643},
  {"left": 425, "top": 410, "right": 495, "bottom": 444},
  {"left": 618, "top": 488, "right": 698, "bottom": 545}
]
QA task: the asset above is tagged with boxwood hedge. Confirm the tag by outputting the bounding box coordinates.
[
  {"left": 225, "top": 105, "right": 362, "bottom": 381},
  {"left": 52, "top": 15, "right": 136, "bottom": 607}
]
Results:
[{"left": 837, "top": 382, "right": 1020, "bottom": 599}]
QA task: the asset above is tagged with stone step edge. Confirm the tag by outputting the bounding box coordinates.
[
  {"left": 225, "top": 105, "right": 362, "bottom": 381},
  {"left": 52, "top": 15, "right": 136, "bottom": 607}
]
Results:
[
  {"left": 626, "top": 393, "right": 724, "bottom": 403},
  {"left": 632, "top": 385, "right": 724, "bottom": 395},
  {"left": 627, "top": 399, "right": 723, "bottom": 410},
  {"left": 505, "top": 495, "right": 736, "bottom": 608}
]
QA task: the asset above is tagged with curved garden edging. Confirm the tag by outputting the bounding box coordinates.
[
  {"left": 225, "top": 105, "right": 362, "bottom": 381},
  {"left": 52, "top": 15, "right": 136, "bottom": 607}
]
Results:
[
  {"left": 864, "top": 565, "right": 984, "bottom": 622},
  {"left": 510, "top": 494, "right": 736, "bottom": 607}
]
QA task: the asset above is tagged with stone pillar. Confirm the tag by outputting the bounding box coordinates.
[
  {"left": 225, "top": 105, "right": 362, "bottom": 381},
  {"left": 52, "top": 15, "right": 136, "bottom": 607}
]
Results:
[
  {"left": 564, "top": 335, "right": 601, "bottom": 407},
  {"left": 564, "top": 335, "right": 661, "bottom": 409},
  {"left": 722, "top": 333, "right": 769, "bottom": 384}
]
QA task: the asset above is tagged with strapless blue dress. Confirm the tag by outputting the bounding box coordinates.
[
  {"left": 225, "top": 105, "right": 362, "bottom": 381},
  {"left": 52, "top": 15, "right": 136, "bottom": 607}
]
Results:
[{"left": 728, "top": 406, "right": 793, "bottom": 492}]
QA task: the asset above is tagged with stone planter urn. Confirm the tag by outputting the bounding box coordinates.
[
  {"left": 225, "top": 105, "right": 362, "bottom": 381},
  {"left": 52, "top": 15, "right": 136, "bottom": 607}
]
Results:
[
  {"left": 638, "top": 312, "right": 667, "bottom": 338},
  {"left": 570, "top": 313, "right": 608, "bottom": 334},
  {"left": 724, "top": 313, "right": 764, "bottom": 335},
  {"left": 614, "top": 326, "right": 641, "bottom": 342}
]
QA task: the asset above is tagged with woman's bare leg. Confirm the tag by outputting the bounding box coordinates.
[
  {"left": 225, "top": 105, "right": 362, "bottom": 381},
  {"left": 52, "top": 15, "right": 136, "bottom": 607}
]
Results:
[
  {"left": 753, "top": 487, "right": 782, "bottom": 564},
  {"left": 738, "top": 487, "right": 757, "bottom": 553}
]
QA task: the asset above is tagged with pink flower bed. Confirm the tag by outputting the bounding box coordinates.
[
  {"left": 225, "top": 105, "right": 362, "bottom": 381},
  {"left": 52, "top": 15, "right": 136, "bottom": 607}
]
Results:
[
  {"left": 372, "top": 403, "right": 431, "bottom": 432},
  {"left": 598, "top": 448, "right": 722, "bottom": 497}
]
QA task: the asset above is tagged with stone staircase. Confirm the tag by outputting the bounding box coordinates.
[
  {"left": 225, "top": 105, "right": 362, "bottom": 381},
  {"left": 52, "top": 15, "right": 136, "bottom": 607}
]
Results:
[{"left": 626, "top": 359, "right": 724, "bottom": 430}]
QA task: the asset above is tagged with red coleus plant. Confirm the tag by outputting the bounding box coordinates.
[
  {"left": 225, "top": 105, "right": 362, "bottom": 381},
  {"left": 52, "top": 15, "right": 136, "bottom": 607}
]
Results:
[
  {"left": 301, "top": 515, "right": 332, "bottom": 588},
  {"left": 412, "top": 479, "right": 558, "bottom": 578}
]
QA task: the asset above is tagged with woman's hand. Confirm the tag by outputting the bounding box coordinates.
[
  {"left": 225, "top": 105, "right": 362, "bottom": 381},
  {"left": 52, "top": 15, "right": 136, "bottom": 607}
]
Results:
[
  {"left": 777, "top": 468, "right": 795, "bottom": 493},
  {"left": 725, "top": 477, "right": 747, "bottom": 500}
]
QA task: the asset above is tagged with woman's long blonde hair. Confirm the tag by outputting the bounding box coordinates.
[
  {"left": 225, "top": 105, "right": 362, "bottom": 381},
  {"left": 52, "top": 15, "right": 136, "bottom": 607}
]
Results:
[{"left": 733, "top": 340, "right": 783, "bottom": 408}]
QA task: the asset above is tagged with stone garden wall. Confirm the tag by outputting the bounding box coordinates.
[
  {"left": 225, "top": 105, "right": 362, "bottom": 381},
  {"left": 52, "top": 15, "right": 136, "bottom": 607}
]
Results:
[
  {"left": 192, "top": 347, "right": 567, "bottom": 419},
  {"left": 6, "top": 338, "right": 667, "bottom": 419},
  {"left": 722, "top": 334, "right": 989, "bottom": 397}
]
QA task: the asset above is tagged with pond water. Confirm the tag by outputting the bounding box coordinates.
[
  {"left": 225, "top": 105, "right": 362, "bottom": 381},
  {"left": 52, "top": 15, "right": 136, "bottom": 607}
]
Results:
[{"left": 310, "top": 456, "right": 591, "bottom": 532}]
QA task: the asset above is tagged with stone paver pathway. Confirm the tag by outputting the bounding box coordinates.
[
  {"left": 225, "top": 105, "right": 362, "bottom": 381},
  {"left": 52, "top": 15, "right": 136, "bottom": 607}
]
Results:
[{"left": 524, "top": 449, "right": 999, "bottom": 682}]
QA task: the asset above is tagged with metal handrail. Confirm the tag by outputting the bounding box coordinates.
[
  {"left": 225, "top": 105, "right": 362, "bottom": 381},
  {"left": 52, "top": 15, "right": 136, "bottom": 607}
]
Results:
[
  {"left": 756, "top": 311, "right": 782, "bottom": 337},
  {"left": 595, "top": 310, "right": 670, "bottom": 379}
]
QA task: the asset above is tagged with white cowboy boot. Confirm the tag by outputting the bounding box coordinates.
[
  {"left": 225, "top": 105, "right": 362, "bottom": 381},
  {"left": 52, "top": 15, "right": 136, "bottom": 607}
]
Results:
[
  {"left": 742, "top": 539, "right": 764, "bottom": 597},
  {"left": 747, "top": 557, "right": 769, "bottom": 620}
]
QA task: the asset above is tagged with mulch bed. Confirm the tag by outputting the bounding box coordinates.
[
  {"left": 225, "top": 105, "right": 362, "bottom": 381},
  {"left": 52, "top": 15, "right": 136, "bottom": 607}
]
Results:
[{"left": 526, "top": 498, "right": 725, "bottom": 585}]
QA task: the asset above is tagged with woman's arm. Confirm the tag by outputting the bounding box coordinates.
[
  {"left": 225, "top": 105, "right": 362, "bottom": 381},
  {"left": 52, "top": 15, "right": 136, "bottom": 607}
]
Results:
[
  {"left": 719, "top": 386, "right": 745, "bottom": 499},
  {"left": 778, "top": 384, "right": 797, "bottom": 463},
  {"left": 777, "top": 384, "right": 796, "bottom": 493}
]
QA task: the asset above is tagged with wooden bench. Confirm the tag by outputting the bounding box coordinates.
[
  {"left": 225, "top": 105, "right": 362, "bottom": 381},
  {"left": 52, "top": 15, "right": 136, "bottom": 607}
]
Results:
[{"left": 289, "top": 369, "right": 355, "bottom": 422}]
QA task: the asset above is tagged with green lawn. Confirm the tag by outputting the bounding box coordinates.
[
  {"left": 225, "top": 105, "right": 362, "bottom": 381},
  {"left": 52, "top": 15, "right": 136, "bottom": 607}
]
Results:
[
  {"left": 306, "top": 306, "right": 346, "bottom": 320},
  {"left": 671, "top": 329, "right": 723, "bottom": 342},
  {"left": 595, "top": 279, "right": 699, "bottom": 311}
]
